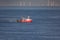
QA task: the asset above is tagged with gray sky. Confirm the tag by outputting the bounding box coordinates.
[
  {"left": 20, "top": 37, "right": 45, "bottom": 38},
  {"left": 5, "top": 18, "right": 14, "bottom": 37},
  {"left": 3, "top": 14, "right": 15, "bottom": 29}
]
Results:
[{"left": 0, "top": 0, "right": 60, "bottom": 6}]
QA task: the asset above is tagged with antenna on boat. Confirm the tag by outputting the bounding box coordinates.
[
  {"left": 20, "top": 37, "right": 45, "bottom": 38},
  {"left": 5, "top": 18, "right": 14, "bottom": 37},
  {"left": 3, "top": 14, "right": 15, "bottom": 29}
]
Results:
[{"left": 27, "top": 16, "right": 30, "bottom": 19}]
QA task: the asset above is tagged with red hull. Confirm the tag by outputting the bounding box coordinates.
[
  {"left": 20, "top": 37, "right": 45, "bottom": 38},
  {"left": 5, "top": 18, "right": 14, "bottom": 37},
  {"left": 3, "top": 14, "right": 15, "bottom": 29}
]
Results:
[{"left": 17, "top": 19, "right": 32, "bottom": 23}]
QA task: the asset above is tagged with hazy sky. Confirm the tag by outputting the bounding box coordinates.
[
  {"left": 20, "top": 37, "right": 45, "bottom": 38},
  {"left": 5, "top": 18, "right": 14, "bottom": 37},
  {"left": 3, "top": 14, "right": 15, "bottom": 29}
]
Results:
[
  {"left": 0, "top": 0, "right": 60, "bottom": 6},
  {"left": 0, "top": 0, "right": 60, "bottom": 2}
]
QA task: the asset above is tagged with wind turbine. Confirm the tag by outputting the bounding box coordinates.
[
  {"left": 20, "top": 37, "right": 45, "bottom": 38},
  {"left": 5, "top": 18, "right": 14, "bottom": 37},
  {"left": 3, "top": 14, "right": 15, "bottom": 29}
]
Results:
[
  {"left": 29, "top": 2, "right": 31, "bottom": 6},
  {"left": 23, "top": 2, "right": 25, "bottom": 6},
  {"left": 20, "top": 2, "right": 22, "bottom": 6}
]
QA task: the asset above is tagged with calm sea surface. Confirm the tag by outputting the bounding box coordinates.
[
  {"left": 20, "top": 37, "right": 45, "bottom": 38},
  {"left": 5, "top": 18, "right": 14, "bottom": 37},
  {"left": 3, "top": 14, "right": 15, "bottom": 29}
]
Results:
[{"left": 0, "top": 7, "right": 60, "bottom": 40}]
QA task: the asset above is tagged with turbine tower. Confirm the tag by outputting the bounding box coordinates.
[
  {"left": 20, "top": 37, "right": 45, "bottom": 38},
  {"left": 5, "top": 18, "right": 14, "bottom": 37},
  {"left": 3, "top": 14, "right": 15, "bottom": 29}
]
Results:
[
  {"left": 48, "top": 0, "right": 50, "bottom": 6},
  {"left": 29, "top": 2, "right": 31, "bottom": 6},
  {"left": 20, "top": 2, "right": 22, "bottom": 6},
  {"left": 23, "top": 2, "right": 25, "bottom": 6}
]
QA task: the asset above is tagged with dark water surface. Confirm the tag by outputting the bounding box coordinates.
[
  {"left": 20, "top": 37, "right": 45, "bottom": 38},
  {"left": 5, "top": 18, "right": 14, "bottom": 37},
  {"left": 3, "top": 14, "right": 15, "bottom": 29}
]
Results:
[{"left": 0, "top": 8, "right": 60, "bottom": 40}]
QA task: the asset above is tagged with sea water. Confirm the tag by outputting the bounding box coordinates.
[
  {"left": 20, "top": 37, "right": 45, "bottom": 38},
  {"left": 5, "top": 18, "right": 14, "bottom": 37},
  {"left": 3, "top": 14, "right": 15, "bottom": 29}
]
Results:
[{"left": 0, "top": 7, "right": 60, "bottom": 40}]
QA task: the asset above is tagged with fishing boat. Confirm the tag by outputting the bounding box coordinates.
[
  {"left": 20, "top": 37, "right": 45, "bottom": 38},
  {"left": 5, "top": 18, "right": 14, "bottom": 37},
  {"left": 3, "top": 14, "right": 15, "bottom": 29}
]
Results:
[{"left": 17, "top": 16, "right": 32, "bottom": 23}]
